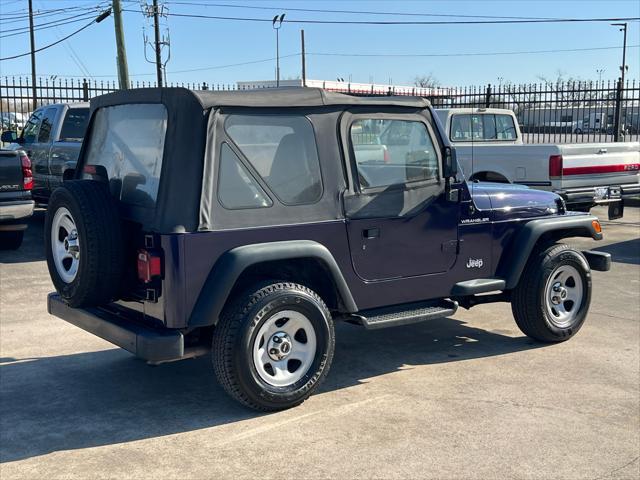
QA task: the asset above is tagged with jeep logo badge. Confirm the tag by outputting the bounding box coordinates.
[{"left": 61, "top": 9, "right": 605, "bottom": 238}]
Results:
[{"left": 466, "top": 258, "right": 484, "bottom": 269}]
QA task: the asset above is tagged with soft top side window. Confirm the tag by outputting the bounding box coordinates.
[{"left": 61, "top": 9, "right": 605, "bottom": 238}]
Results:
[
  {"left": 225, "top": 114, "right": 323, "bottom": 206},
  {"left": 350, "top": 118, "right": 439, "bottom": 190}
]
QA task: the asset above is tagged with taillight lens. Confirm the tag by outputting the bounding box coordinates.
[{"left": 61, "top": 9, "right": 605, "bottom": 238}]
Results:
[
  {"left": 21, "top": 154, "right": 33, "bottom": 190},
  {"left": 549, "top": 155, "right": 563, "bottom": 180},
  {"left": 383, "top": 148, "right": 391, "bottom": 164},
  {"left": 137, "top": 249, "right": 162, "bottom": 283}
]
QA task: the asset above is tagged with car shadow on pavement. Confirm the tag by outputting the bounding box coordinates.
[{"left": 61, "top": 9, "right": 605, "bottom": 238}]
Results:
[
  {"left": 593, "top": 237, "right": 640, "bottom": 265},
  {"left": 0, "top": 317, "right": 542, "bottom": 463},
  {"left": 0, "top": 209, "right": 45, "bottom": 264}
]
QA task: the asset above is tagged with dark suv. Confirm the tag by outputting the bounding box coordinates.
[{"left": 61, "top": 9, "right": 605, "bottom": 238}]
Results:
[{"left": 45, "top": 88, "right": 610, "bottom": 411}]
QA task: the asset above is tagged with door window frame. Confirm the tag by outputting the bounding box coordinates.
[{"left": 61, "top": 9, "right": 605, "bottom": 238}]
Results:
[{"left": 340, "top": 110, "right": 444, "bottom": 195}]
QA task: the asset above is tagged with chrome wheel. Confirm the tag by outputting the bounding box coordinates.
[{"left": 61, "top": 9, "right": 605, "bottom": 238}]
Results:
[
  {"left": 544, "top": 265, "right": 584, "bottom": 328},
  {"left": 253, "top": 310, "right": 317, "bottom": 387},
  {"left": 51, "top": 207, "right": 80, "bottom": 283}
]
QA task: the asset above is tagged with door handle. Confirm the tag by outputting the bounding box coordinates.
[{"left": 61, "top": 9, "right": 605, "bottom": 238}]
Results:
[
  {"left": 363, "top": 228, "right": 380, "bottom": 239},
  {"left": 597, "top": 148, "right": 607, "bottom": 154}
]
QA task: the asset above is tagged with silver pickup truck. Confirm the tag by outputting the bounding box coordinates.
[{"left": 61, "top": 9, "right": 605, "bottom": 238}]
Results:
[
  {"left": 435, "top": 108, "right": 640, "bottom": 218},
  {"left": 1, "top": 103, "right": 89, "bottom": 204}
]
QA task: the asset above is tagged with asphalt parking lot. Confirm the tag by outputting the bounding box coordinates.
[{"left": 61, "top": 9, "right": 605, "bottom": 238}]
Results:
[{"left": 1, "top": 206, "right": 638, "bottom": 480}]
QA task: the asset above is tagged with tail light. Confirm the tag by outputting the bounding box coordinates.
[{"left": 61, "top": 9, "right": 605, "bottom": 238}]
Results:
[
  {"left": 383, "top": 148, "right": 391, "bottom": 164},
  {"left": 21, "top": 153, "right": 33, "bottom": 190},
  {"left": 137, "top": 249, "right": 162, "bottom": 283},
  {"left": 549, "top": 155, "right": 563, "bottom": 180}
]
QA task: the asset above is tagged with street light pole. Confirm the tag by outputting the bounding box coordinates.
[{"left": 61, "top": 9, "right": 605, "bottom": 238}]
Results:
[
  {"left": 596, "top": 69, "right": 605, "bottom": 83},
  {"left": 272, "top": 14, "right": 285, "bottom": 87},
  {"left": 28, "top": 0, "right": 37, "bottom": 110},
  {"left": 611, "top": 22, "right": 627, "bottom": 141}
]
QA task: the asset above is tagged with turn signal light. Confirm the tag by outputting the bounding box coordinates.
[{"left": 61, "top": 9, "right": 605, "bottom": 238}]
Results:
[
  {"left": 137, "top": 249, "right": 162, "bottom": 283},
  {"left": 592, "top": 220, "right": 602, "bottom": 234}
]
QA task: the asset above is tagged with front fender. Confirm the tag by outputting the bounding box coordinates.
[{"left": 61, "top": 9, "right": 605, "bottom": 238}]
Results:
[
  {"left": 188, "top": 240, "right": 358, "bottom": 327},
  {"left": 498, "top": 214, "right": 603, "bottom": 289}
]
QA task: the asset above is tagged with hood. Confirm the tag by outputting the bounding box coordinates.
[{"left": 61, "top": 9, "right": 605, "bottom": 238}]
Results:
[{"left": 469, "top": 182, "right": 563, "bottom": 220}]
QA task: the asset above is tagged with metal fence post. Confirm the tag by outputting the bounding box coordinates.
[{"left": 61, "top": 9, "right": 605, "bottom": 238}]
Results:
[
  {"left": 485, "top": 84, "right": 492, "bottom": 107},
  {"left": 82, "top": 79, "right": 89, "bottom": 101},
  {"left": 613, "top": 77, "right": 623, "bottom": 141}
]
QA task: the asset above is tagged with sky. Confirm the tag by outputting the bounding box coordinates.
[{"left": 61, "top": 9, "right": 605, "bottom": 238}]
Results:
[{"left": 0, "top": 0, "right": 639, "bottom": 88}]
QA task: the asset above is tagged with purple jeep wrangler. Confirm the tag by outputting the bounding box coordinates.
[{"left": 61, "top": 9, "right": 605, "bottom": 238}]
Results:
[{"left": 45, "top": 88, "right": 610, "bottom": 411}]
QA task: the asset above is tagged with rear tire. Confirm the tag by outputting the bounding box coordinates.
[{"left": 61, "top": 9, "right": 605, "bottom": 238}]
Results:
[
  {"left": 0, "top": 230, "right": 24, "bottom": 250},
  {"left": 512, "top": 243, "right": 591, "bottom": 342},
  {"left": 212, "top": 282, "right": 335, "bottom": 411},
  {"left": 45, "top": 180, "right": 124, "bottom": 307}
]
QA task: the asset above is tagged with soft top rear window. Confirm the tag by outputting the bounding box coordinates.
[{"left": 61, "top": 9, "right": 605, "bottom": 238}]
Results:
[{"left": 83, "top": 103, "right": 167, "bottom": 208}]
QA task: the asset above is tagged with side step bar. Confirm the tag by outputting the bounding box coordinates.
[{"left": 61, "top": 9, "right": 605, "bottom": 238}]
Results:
[{"left": 355, "top": 299, "right": 458, "bottom": 330}]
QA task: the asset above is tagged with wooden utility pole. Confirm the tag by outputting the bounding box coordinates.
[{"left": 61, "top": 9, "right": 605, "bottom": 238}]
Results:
[
  {"left": 28, "top": 0, "right": 37, "bottom": 110},
  {"left": 112, "top": 0, "right": 130, "bottom": 89},
  {"left": 301, "top": 29, "right": 306, "bottom": 87},
  {"left": 152, "top": 0, "right": 163, "bottom": 87}
]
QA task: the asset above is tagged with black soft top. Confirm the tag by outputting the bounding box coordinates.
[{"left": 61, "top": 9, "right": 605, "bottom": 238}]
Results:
[
  {"left": 84, "top": 87, "right": 431, "bottom": 233},
  {"left": 90, "top": 87, "right": 430, "bottom": 111}
]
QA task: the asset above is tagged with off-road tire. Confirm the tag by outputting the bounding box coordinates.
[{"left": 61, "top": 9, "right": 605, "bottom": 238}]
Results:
[
  {"left": 212, "top": 282, "right": 335, "bottom": 411},
  {"left": 45, "top": 180, "right": 124, "bottom": 307},
  {"left": 512, "top": 243, "right": 591, "bottom": 342},
  {"left": 0, "top": 230, "right": 24, "bottom": 250}
]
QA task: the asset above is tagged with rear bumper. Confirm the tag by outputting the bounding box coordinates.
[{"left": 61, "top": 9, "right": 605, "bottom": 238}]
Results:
[
  {"left": 0, "top": 200, "right": 34, "bottom": 228},
  {"left": 47, "top": 293, "right": 184, "bottom": 363},
  {"left": 554, "top": 183, "right": 640, "bottom": 206}
]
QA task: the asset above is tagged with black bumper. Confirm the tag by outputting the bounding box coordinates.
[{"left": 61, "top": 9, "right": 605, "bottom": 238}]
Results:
[
  {"left": 582, "top": 250, "right": 611, "bottom": 271},
  {"left": 47, "top": 293, "right": 184, "bottom": 362}
]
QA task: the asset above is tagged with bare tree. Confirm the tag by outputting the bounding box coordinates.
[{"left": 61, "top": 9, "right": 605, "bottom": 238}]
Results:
[{"left": 414, "top": 74, "right": 440, "bottom": 88}]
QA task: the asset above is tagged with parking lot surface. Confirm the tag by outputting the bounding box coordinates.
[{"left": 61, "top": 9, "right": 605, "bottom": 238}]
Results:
[{"left": 1, "top": 206, "right": 638, "bottom": 480}]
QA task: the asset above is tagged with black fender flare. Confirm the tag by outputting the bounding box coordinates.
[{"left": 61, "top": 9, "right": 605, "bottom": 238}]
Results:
[
  {"left": 188, "top": 240, "right": 358, "bottom": 327},
  {"left": 498, "top": 214, "right": 603, "bottom": 289}
]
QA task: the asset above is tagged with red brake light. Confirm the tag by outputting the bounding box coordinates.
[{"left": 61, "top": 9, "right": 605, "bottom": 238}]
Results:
[
  {"left": 21, "top": 154, "right": 33, "bottom": 190},
  {"left": 137, "top": 249, "right": 162, "bottom": 283},
  {"left": 549, "top": 155, "right": 563, "bottom": 180}
]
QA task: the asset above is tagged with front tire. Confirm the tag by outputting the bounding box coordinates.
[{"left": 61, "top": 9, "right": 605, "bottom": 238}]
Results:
[
  {"left": 212, "top": 282, "right": 335, "bottom": 411},
  {"left": 512, "top": 243, "right": 591, "bottom": 342}
]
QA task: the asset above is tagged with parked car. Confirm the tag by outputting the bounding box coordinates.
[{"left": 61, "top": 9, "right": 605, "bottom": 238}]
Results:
[
  {"left": 46, "top": 88, "right": 610, "bottom": 411},
  {"left": 1, "top": 103, "right": 89, "bottom": 204},
  {"left": 435, "top": 107, "right": 640, "bottom": 218},
  {"left": 0, "top": 149, "right": 34, "bottom": 249}
]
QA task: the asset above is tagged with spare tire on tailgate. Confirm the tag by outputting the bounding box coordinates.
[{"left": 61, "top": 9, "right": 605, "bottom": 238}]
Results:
[{"left": 45, "top": 180, "right": 124, "bottom": 307}]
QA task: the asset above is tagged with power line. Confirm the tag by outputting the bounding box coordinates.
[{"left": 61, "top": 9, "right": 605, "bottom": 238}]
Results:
[
  {"left": 164, "top": 1, "right": 559, "bottom": 21},
  {"left": 0, "top": 13, "right": 107, "bottom": 61},
  {"left": 0, "top": 4, "right": 107, "bottom": 21},
  {"left": 0, "top": 9, "right": 100, "bottom": 33},
  {"left": 0, "top": 13, "right": 99, "bottom": 38},
  {"left": 125, "top": 10, "right": 640, "bottom": 25},
  {"left": 308, "top": 45, "right": 640, "bottom": 58}
]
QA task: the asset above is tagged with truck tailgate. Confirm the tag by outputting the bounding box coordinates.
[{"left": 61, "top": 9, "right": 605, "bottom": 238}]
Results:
[
  {"left": 558, "top": 142, "right": 640, "bottom": 189},
  {"left": 0, "top": 150, "right": 24, "bottom": 195}
]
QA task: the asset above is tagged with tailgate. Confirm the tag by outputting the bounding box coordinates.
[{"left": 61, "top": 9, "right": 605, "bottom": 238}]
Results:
[
  {"left": 0, "top": 150, "right": 24, "bottom": 195},
  {"left": 559, "top": 142, "right": 640, "bottom": 189}
]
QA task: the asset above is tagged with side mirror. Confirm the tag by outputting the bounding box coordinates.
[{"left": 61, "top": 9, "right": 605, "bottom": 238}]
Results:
[
  {"left": 1, "top": 130, "right": 18, "bottom": 143},
  {"left": 443, "top": 146, "right": 458, "bottom": 178}
]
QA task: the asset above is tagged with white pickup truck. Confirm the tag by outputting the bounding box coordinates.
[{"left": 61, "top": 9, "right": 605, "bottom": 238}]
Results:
[{"left": 435, "top": 108, "right": 640, "bottom": 218}]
